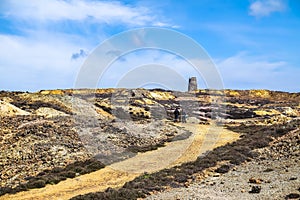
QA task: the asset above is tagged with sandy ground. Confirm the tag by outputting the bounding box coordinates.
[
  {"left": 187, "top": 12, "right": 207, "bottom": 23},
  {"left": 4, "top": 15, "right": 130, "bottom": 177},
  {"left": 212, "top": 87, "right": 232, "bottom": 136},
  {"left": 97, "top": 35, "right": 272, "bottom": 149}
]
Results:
[{"left": 0, "top": 123, "right": 239, "bottom": 200}]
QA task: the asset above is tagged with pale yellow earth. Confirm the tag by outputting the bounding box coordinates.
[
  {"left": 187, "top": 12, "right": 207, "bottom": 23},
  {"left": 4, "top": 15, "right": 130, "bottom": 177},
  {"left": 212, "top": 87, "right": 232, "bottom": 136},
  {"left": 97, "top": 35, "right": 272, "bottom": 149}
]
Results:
[
  {"left": 254, "top": 109, "right": 281, "bottom": 116},
  {"left": 0, "top": 123, "right": 239, "bottom": 200},
  {"left": 0, "top": 100, "right": 30, "bottom": 116}
]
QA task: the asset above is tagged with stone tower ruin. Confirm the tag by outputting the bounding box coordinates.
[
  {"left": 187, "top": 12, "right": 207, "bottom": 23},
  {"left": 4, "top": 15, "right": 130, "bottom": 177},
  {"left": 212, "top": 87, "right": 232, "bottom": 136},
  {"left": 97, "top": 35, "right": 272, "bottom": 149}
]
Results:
[{"left": 188, "top": 77, "right": 197, "bottom": 92}]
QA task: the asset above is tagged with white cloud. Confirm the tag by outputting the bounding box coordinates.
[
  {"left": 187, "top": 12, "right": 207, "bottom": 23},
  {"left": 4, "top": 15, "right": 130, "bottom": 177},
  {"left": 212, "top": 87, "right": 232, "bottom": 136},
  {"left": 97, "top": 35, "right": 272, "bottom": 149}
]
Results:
[
  {"left": 0, "top": 33, "right": 80, "bottom": 70},
  {"left": 0, "top": 33, "right": 84, "bottom": 91},
  {"left": 249, "top": 0, "right": 286, "bottom": 17},
  {"left": 216, "top": 52, "right": 300, "bottom": 92},
  {"left": 3, "top": 0, "right": 169, "bottom": 27},
  {"left": 0, "top": 0, "right": 176, "bottom": 91}
]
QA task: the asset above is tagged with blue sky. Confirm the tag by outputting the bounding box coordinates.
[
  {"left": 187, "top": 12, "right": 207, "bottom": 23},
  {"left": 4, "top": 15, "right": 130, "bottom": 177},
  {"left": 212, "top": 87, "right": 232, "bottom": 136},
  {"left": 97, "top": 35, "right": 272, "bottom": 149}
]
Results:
[{"left": 0, "top": 0, "right": 299, "bottom": 92}]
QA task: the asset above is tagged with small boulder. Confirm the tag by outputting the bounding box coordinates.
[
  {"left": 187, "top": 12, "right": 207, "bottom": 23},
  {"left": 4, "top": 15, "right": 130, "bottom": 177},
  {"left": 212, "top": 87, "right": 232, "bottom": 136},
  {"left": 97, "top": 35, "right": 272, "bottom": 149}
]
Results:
[
  {"left": 249, "top": 177, "right": 263, "bottom": 184},
  {"left": 285, "top": 193, "right": 300, "bottom": 199},
  {"left": 249, "top": 185, "right": 261, "bottom": 193}
]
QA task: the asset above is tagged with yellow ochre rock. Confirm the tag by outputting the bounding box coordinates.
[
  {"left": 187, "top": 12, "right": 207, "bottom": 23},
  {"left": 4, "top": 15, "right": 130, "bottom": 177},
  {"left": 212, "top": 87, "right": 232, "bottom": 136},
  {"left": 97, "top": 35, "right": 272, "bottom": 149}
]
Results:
[
  {"left": 148, "top": 91, "right": 175, "bottom": 100},
  {"left": 249, "top": 90, "right": 270, "bottom": 98},
  {"left": 254, "top": 109, "right": 281, "bottom": 116},
  {"left": 39, "top": 90, "right": 65, "bottom": 95},
  {"left": 225, "top": 90, "right": 241, "bottom": 97}
]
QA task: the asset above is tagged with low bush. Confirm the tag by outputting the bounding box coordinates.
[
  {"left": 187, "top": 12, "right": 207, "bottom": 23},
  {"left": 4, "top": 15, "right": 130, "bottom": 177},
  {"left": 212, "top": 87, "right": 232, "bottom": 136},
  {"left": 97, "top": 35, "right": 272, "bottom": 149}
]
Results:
[
  {"left": 27, "top": 180, "right": 45, "bottom": 189},
  {"left": 0, "top": 158, "right": 105, "bottom": 196}
]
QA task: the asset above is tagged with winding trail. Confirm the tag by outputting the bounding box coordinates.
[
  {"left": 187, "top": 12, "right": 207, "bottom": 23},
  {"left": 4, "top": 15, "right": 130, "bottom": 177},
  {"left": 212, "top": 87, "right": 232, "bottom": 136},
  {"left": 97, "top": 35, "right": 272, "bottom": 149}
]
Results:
[{"left": 0, "top": 123, "right": 239, "bottom": 200}]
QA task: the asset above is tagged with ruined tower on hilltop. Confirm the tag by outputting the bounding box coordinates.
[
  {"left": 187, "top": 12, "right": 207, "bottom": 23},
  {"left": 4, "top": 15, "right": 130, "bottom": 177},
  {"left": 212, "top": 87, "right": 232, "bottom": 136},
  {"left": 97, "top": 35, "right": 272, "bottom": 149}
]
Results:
[{"left": 188, "top": 77, "right": 197, "bottom": 92}]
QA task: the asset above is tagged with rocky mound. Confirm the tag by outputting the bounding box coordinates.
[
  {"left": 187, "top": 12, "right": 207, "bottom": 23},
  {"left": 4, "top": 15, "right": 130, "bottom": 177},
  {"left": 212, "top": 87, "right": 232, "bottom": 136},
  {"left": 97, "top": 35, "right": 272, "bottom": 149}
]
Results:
[
  {"left": 0, "top": 115, "right": 89, "bottom": 189},
  {"left": 260, "top": 127, "right": 300, "bottom": 160},
  {"left": 0, "top": 100, "right": 30, "bottom": 116},
  {"left": 34, "top": 107, "right": 69, "bottom": 118}
]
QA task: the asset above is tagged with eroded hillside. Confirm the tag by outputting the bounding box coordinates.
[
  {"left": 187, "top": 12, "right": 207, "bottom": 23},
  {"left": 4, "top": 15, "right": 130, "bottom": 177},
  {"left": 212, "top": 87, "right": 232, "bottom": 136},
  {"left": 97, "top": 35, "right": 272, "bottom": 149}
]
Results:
[{"left": 0, "top": 88, "right": 299, "bottom": 198}]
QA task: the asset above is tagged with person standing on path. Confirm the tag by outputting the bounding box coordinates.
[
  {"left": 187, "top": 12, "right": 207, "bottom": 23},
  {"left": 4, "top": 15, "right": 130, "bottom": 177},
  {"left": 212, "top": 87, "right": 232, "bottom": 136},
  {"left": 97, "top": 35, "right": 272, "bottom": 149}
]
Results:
[{"left": 174, "top": 107, "right": 180, "bottom": 122}]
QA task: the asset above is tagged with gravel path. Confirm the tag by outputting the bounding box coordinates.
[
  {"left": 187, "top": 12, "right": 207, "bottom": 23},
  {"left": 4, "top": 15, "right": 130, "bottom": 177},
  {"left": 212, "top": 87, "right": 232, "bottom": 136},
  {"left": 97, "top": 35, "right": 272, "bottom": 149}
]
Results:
[
  {"left": 146, "top": 128, "right": 300, "bottom": 200},
  {"left": 146, "top": 157, "right": 300, "bottom": 200}
]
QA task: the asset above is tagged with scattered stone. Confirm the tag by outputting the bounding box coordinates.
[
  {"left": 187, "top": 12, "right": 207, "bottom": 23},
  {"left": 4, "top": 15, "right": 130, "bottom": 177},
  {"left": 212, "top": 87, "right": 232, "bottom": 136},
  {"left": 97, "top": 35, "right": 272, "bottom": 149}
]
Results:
[
  {"left": 249, "top": 185, "right": 261, "bottom": 193},
  {"left": 263, "top": 168, "right": 274, "bottom": 172},
  {"left": 249, "top": 177, "right": 263, "bottom": 184},
  {"left": 289, "top": 177, "right": 298, "bottom": 181},
  {"left": 285, "top": 193, "right": 300, "bottom": 199}
]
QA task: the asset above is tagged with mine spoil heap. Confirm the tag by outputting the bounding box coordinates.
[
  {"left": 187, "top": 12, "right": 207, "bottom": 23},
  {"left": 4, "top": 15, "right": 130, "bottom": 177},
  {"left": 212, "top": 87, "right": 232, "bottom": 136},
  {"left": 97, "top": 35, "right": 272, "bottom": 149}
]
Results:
[{"left": 0, "top": 88, "right": 299, "bottom": 199}]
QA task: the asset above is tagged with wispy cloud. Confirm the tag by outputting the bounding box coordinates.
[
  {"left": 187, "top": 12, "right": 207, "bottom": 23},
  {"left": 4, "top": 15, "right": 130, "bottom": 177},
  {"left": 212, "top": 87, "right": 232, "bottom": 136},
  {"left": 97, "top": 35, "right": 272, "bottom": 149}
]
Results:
[
  {"left": 2, "top": 0, "right": 171, "bottom": 27},
  {"left": 249, "top": 0, "right": 286, "bottom": 17},
  {"left": 216, "top": 52, "right": 300, "bottom": 92},
  {"left": 0, "top": 32, "right": 84, "bottom": 91},
  {"left": 0, "top": 0, "right": 176, "bottom": 91}
]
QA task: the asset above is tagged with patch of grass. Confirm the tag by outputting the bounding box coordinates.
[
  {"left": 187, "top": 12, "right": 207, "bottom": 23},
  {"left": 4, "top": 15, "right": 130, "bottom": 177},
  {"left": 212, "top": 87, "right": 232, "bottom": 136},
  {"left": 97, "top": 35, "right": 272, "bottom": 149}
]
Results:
[{"left": 141, "top": 172, "right": 151, "bottom": 179}]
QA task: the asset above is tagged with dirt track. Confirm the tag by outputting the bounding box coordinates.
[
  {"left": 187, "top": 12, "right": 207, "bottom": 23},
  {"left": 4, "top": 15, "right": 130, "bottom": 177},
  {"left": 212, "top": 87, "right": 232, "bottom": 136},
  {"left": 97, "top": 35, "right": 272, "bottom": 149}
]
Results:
[{"left": 0, "top": 123, "right": 239, "bottom": 200}]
